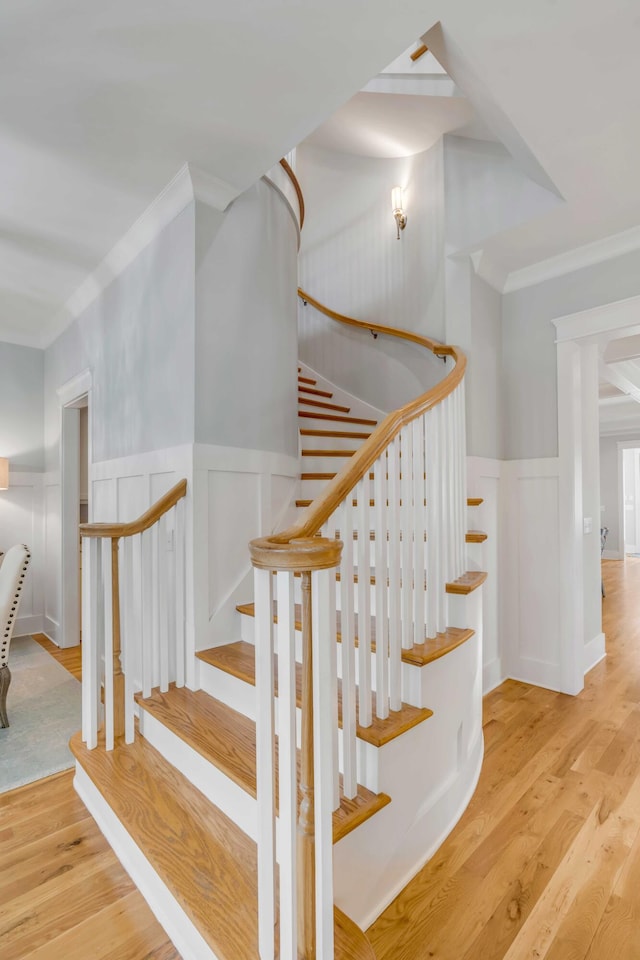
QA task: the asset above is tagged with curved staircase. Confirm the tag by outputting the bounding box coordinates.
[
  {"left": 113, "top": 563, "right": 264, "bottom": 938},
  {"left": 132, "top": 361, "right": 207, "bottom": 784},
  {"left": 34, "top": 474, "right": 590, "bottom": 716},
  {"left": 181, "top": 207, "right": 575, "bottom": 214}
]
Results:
[{"left": 73, "top": 163, "right": 488, "bottom": 960}]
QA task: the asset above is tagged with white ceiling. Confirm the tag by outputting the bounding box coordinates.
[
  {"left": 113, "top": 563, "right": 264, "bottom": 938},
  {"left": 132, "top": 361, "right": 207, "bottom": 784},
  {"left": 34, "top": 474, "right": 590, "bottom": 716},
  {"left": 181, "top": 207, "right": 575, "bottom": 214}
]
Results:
[{"left": 4, "top": 0, "right": 640, "bottom": 346}]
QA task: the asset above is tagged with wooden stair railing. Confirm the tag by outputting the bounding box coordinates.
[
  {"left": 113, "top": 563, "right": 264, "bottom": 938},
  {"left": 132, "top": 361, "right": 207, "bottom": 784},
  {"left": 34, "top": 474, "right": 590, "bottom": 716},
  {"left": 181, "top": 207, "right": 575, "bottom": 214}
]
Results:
[
  {"left": 250, "top": 290, "right": 468, "bottom": 958},
  {"left": 80, "top": 479, "right": 188, "bottom": 751}
]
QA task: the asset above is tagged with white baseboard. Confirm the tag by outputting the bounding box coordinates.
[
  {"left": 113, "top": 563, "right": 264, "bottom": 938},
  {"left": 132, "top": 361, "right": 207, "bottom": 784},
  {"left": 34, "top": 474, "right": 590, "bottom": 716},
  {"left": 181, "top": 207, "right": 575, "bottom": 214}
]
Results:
[
  {"left": 508, "top": 656, "right": 562, "bottom": 692},
  {"left": 42, "top": 616, "right": 60, "bottom": 644},
  {"left": 14, "top": 614, "right": 44, "bottom": 638},
  {"left": 584, "top": 632, "right": 606, "bottom": 674},
  {"left": 73, "top": 765, "right": 220, "bottom": 960},
  {"left": 602, "top": 549, "right": 623, "bottom": 560},
  {"left": 482, "top": 657, "right": 504, "bottom": 694}
]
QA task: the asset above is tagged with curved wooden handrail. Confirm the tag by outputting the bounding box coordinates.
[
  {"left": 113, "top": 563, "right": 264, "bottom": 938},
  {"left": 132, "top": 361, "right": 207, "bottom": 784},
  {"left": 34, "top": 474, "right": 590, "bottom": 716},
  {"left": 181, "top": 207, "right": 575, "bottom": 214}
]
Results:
[
  {"left": 410, "top": 43, "right": 429, "bottom": 62},
  {"left": 254, "top": 292, "right": 465, "bottom": 551},
  {"left": 279, "top": 158, "right": 305, "bottom": 229},
  {"left": 80, "top": 478, "right": 187, "bottom": 539}
]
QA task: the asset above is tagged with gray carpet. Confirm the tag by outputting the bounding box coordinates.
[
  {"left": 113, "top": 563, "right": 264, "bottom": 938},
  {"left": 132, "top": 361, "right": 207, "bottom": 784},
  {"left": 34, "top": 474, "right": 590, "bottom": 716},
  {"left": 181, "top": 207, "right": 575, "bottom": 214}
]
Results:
[{"left": 0, "top": 635, "right": 82, "bottom": 793}]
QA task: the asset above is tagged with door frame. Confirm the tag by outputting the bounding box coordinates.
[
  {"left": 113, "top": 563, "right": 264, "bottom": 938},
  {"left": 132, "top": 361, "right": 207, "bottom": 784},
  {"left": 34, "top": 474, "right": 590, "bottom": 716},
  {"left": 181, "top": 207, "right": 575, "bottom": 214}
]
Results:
[{"left": 57, "top": 369, "right": 92, "bottom": 649}]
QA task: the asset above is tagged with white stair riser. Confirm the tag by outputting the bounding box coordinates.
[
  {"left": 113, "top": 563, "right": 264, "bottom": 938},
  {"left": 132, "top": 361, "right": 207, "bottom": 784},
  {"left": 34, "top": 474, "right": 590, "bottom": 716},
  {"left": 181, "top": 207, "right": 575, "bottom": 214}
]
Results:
[
  {"left": 299, "top": 454, "right": 355, "bottom": 473},
  {"left": 299, "top": 434, "right": 371, "bottom": 452}
]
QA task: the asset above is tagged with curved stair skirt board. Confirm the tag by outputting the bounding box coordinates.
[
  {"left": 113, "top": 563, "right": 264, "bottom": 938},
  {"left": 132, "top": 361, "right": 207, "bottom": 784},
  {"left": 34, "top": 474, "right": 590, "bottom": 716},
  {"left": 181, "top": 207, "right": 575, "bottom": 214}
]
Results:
[
  {"left": 73, "top": 765, "right": 220, "bottom": 960},
  {"left": 337, "top": 729, "right": 484, "bottom": 931}
]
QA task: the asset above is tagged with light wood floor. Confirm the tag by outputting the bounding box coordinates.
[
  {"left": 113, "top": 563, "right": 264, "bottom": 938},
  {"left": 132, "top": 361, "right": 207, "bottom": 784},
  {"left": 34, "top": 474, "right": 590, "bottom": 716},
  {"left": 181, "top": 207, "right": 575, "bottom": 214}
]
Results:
[
  {"left": 3, "top": 561, "right": 639, "bottom": 959},
  {"left": 368, "top": 557, "right": 640, "bottom": 959}
]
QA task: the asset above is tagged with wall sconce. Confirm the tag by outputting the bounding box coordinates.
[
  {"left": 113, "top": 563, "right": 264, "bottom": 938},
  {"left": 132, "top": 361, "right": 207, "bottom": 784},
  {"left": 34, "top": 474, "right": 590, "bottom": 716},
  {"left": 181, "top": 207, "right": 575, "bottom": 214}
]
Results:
[
  {"left": 0, "top": 459, "right": 8, "bottom": 490},
  {"left": 392, "top": 186, "right": 407, "bottom": 240}
]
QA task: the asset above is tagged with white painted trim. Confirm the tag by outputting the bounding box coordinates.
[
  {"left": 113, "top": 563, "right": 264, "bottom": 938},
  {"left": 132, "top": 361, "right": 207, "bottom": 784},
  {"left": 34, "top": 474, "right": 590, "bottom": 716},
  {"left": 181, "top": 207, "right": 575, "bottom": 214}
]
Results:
[
  {"left": 552, "top": 291, "right": 640, "bottom": 344},
  {"left": 43, "top": 164, "right": 240, "bottom": 349},
  {"left": 43, "top": 616, "right": 60, "bottom": 644},
  {"left": 193, "top": 443, "right": 299, "bottom": 477},
  {"left": 584, "top": 632, "right": 606, "bottom": 674},
  {"left": 482, "top": 657, "right": 504, "bottom": 694},
  {"left": 73, "top": 766, "right": 220, "bottom": 960},
  {"left": 504, "top": 224, "right": 640, "bottom": 295},
  {"left": 57, "top": 368, "right": 93, "bottom": 406},
  {"left": 602, "top": 549, "right": 623, "bottom": 560},
  {"left": 13, "top": 614, "right": 44, "bottom": 637}
]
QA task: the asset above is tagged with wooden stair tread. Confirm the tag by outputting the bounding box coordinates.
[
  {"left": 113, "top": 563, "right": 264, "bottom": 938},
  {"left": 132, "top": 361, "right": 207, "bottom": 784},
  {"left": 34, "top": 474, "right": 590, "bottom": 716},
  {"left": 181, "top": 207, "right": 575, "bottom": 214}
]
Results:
[
  {"left": 236, "top": 603, "right": 474, "bottom": 668},
  {"left": 466, "top": 530, "right": 488, "bottom": 543},
  {"left": 287, "top": 567, "right": 486, "bottom": 595},
  {"left": 298, "top": 385, "right": 333, "bottom": 398},
  {"left": 70, "top": 730, "right": 260, "bottom": 960},
  {"left": 301, "top": 448, "right": 358, "bottom": 457},
  {"left": 70, "top": 732, "right": 374, "bottom": 960},
  {"left": 299, "top": 428, "right": 372, "bottom": 439},
  {"left": 197, "top": 642, "right": 433, "bottom": 747},
  {"left": 298, "top": 397, "right": 350, "bottom": 412},
  {"left": 298, "top": 376, "right": 316, "bottom": 384},
  {"left": 298, "top": 411, "right": 377, "bottom": 425},
  {"left": 467, "top": 497, "right": 483, "bottom": 506},
  {"left": 446, "top": 570, "right": 488, "bottom": 594},
  {"left": 134, "top": 685, "right": 390, "bottom": 843}
]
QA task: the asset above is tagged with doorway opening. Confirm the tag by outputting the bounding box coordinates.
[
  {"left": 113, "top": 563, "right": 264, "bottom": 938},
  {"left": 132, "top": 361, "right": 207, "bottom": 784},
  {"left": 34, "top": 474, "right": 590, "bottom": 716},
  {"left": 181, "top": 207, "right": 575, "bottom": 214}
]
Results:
[{"left": 60, "top": 382, "right": 91, "bottom": 650}]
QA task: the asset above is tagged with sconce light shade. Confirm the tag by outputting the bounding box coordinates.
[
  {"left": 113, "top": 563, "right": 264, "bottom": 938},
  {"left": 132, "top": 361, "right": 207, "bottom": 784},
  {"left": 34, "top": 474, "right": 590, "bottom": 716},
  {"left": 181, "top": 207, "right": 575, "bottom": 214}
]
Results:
[
  {"left": 391, "top": 186, "right": 407, "bottom": 239},
  {"left": 0, "top": 458, "right": 8, "bottom": 490}
]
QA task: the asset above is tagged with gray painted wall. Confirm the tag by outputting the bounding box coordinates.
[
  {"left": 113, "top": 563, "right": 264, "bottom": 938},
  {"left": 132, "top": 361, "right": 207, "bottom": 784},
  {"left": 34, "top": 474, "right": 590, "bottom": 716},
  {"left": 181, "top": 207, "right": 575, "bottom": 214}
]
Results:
[
  {"left": 467, "top": 273, "right": 503, "bottom": 460},
  {"left": 0, "top": 342, "right": 44, "bottom": 472},
  {"left": 503, "top": 247, "right": 640, "bottom": 460},
  {"left": 44, "top": 203, "right": 196, "bottom": 468},
  {"left": 599, "top": 435, "right": 623, "bottom": 556},
  {"left": 194, "top": 182, "right": 299, "bottom": 456}
]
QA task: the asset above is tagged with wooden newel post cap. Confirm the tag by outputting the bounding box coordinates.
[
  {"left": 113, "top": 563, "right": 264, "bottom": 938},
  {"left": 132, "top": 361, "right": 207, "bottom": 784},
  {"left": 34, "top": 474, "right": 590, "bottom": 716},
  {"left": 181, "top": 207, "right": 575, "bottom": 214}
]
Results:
[{"left": 249, "top": 536, "right": 343, "bottom": 572}]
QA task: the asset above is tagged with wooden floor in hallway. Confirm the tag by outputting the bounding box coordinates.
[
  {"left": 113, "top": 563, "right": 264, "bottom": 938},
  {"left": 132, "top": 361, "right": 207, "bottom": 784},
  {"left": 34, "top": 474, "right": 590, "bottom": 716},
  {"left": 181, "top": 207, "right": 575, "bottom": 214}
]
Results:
[
  {"left": 368, "top": 557, "right": 640, "bottom": 960},
  {"left": 3, "top": 560, "right": 640, "bottom": 959}
]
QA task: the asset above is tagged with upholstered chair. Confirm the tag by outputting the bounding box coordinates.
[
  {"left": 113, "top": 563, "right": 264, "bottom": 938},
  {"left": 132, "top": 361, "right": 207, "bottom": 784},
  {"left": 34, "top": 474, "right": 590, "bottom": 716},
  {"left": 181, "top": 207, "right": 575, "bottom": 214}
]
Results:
[{"left": 0, "top": 544, "right": 32, "bottom": 728}]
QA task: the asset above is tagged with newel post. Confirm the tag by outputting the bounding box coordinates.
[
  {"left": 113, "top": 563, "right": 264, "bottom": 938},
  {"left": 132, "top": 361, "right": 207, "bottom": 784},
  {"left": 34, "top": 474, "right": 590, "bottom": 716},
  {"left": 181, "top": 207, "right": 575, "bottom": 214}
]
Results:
[{"left": 249, "top": 535, "right": 342, "bottom": 960}]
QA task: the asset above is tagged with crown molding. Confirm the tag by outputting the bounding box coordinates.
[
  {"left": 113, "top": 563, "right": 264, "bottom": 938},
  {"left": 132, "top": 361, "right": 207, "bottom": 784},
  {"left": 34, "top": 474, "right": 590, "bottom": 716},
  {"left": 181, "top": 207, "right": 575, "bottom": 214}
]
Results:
[
  {"left": 42, "top": 164, "right": 241, "bottom": 349},
  {"left": 503, "top": 223, "right": 640, "bottom": 295}
]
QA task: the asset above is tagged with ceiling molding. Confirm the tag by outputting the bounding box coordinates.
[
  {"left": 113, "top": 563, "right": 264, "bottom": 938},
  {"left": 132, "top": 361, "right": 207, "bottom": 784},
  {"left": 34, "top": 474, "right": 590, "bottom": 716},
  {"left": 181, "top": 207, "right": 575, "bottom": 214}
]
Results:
[
  {"left": 504, "top": 223, "right": 640, "bottom": 295},
  {"left": 468, "top": 248, "right": 507, "bottom": 293},
  {"left": 552, "top": 292, "right": 640, "bottom": 344},
  {"left": 42, "top": 164, "right": 240, "bottom": 349}
]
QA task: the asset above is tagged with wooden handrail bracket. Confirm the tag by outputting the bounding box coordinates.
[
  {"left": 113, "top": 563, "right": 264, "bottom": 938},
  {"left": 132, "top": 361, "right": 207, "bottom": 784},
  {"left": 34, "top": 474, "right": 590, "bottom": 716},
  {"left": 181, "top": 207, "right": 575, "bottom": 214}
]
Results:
[{"left": 80, "top": 478, "right": 187, "bottom": 539}]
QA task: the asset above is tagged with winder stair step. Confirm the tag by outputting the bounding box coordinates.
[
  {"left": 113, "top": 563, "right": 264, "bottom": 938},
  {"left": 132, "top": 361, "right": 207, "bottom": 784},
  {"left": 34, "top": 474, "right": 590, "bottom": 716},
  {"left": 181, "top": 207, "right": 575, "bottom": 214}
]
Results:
[
  {"left": 196, "top": 641, "right": 433, "bottom": 748},
  {"left": 235, "top": 603, "right": 474, "bottom": 667}
]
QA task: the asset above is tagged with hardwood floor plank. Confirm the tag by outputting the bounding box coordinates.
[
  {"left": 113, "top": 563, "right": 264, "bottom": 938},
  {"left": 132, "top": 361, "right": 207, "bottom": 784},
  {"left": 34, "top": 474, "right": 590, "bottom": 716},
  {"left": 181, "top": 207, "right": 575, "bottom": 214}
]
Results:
[{"left": 368, "top": 558, "right": 640, "bottom": 960}]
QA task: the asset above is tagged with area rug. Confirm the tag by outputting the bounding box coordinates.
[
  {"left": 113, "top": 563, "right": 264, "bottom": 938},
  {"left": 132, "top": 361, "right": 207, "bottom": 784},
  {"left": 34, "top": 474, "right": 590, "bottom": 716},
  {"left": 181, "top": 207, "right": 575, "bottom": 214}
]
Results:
[{"left": 0, "top": 635, "right": 82, "bottom": 793}]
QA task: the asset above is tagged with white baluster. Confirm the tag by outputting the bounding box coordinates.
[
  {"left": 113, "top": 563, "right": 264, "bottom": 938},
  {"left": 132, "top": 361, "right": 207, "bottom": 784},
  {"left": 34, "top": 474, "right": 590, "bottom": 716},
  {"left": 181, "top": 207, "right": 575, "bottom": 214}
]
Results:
[
  {"left": 158, "top": 514, "right": 169, "bottom": 693},
  {"left": 425, "top": 409, "right": 438, "bottom": 639},
  {"left": 123, "top": 535, "right": 135, "bottom": 744},
  {"left": 82, "top": 537, "right": 99, "bottom": 749},
  {"left": 387, "top": 436, "right": 402, "bottom": 711},
  {"left": 459, "top": 381, "right": 468, "bottom": 577},
  {"left": 175, "top": 497, "right": 186, "bottom": 688},
  {"left": 103, "top": 538, "right": 114, "bottom": 751},
  {"left": 373, "top": 454, "right": 389, "bottom": 719},
  {"left": 412, "top": 418, "right": 425, "bottom": 649},
  {"left": 311, "top": 567, "right": 335, "bottom": 960},
  {"left": 339, "top": 498, "right": 357, "bottom": 798},
  {"left": 255, "top": 567, "right": 276, "bottom": 960},
  {"left": 141, "top": 528, "right": 153, "bottom": 698},
  {"left": 356, "top": 473, "right": 371, "bottom": 726},
  {"left": 400, "top": 426, "right": 414, "bottom": 648},
  {"left": 437, "top": 401, "right": 447, "bottom": 633},
  {"left": 276, "top": 571, "right": 297, "bottom": 960}
]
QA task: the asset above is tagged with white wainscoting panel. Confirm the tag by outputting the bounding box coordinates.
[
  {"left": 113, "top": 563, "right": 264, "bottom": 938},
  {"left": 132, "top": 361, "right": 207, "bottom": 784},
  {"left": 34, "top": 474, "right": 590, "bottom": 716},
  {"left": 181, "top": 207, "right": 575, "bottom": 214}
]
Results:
[
  {"left": 193, "top": 444, "right": 299, "bottom": 653},
  {"left": 466, "top": 457, "right": 504, "bottom": 693},
  {"left": 0, "top": 472, "right": 45, "bottom": 637},
  {"left": 503, "top": 459, "right": 562, "bottom": 690},
  {"left": 44, "top": 473, "right": 61, "bottom": 642}
]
